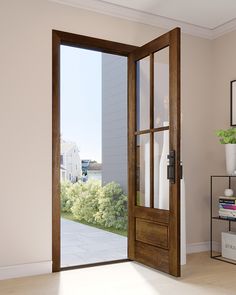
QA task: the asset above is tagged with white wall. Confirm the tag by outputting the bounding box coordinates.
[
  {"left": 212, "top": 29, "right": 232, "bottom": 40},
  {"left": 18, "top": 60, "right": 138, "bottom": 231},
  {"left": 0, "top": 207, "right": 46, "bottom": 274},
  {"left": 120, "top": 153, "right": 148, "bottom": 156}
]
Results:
[
  {"left": 0, "top": 0, "right": 225, "bottom": 278},
  {"left": 102, "top": 53, "right": 128, "bottom": 193}
]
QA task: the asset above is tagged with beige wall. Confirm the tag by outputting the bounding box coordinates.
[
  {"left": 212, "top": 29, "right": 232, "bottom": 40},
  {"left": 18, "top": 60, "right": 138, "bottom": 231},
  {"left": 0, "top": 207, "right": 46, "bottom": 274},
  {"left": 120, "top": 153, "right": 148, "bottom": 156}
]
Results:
[
  {"left": 212, "top": 30, "right": 236, "bottom": 136},
  {"left": 181, "top": 35, "right": 213, "bottom": 245},
  {"left": 0, "top": 0, "right": 227, "bottom": 272}
]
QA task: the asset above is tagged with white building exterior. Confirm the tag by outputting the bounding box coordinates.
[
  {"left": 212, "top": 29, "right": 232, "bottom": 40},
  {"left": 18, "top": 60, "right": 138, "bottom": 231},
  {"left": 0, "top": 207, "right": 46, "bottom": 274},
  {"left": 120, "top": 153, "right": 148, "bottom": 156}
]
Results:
[
  {"left": 101, "top": 53, "right": 128, "bottom": 193},
  {"left": 60, "top": 140, "right": 82, "bottom": 182}
]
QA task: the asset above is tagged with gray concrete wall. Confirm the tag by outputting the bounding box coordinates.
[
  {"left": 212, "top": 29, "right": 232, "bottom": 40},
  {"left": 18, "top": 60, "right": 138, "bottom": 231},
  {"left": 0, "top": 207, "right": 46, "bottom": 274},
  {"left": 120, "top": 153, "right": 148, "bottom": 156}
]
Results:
[{"left": 102, "top": 53, "right": 128, "bottom": 193}]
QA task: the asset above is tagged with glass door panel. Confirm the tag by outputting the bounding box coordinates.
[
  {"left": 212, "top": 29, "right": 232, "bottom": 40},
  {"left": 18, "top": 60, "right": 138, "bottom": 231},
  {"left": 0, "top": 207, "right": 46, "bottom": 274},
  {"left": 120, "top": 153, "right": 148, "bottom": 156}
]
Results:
[
  {"left": 154, "top": 47, "right": 169, "bottom": 128},
  {"left": 154, "top": 131, "right": 170, "bottom": 210},
  {"left": 136, "top": 134, "right": 150, "bottom": 207},
  {"left": 136, "top": 56, "right": 150, "bottom": 131}
]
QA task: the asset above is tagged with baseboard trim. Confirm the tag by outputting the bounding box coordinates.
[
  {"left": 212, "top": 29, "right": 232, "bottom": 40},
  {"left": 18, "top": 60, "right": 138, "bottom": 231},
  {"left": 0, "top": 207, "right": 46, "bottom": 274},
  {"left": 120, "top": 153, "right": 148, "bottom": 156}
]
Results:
[
  {"left": 0, "top": 242, "right": 221, "bottom": 280},
  {"left": 0, "top": 261, "right": 52, "bottom": 281},
  {"left": 187, "top": 242, "right": 220, "bottom": 254}
]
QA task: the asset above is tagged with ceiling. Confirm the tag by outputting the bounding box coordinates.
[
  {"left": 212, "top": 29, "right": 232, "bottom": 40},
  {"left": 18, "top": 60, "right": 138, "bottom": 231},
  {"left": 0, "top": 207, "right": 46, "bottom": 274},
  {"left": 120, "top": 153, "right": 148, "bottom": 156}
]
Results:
[
  {"left": 50, "top": 0, "right": 236, "bottom": 39},
  {"left": 101, "top": 0, "right": 236, "bottom": 29}
]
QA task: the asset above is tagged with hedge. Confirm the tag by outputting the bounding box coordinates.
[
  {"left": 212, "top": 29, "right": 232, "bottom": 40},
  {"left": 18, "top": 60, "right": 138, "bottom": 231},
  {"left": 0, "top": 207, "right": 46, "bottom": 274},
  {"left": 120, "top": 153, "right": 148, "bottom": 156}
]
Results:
[{"left": 61, "top": 180, "right": 127, "bottom": 230}]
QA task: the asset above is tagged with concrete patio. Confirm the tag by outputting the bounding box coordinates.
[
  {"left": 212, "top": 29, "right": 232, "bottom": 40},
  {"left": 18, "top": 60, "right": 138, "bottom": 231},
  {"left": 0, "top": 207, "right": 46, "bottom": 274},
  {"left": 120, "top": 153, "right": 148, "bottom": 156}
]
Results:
[{"left": 61, "top": 218, "right": 127, "bottom": 267}]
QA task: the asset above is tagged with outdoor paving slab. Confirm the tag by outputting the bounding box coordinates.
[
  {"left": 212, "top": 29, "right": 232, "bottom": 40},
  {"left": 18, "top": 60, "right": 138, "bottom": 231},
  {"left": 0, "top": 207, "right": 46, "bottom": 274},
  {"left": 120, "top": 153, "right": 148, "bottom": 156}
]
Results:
[{"left": 61, "top": 218, "right": 127, "bottom": 267}]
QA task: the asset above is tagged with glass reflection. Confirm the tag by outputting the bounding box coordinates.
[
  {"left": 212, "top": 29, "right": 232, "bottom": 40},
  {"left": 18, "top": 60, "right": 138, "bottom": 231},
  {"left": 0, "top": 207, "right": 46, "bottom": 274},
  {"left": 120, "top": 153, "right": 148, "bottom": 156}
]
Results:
[{"left": 136, "top": 134, "right": 150, "bottom": 207}]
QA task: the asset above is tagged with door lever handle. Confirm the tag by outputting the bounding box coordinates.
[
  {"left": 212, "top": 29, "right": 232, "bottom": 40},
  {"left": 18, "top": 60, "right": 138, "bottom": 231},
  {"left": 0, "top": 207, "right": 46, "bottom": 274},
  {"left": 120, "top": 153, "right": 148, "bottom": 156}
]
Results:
[
  {"left": 180, "top": 161, "right": 183, "bottom": 180},
  {"left": 167, "top": 150, "right": 175, "bottom": 184}
]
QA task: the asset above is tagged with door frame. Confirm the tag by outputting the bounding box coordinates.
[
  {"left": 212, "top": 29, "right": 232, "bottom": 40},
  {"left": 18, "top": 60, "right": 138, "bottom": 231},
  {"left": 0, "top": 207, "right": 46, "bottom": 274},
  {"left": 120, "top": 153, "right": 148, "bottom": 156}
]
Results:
[{"left": 52, "top": 30, "right": 137, "bottom": 272}]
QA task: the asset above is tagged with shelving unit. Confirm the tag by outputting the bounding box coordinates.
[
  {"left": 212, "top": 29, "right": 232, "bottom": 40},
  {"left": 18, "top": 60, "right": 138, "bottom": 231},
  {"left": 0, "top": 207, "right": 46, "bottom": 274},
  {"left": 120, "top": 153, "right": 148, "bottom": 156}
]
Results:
[{"left": 210, "top": 175, "right": 236, "bottom": 265}]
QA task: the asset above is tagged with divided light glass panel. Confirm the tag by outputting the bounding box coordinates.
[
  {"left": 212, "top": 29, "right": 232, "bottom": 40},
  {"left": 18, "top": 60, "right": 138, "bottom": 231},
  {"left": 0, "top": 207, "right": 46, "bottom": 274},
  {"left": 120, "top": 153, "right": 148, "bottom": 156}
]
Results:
[
  {"left": 136, "top": 134, "right": 150, "bottom": 207},
  {"left": 154, "top": 47, "right": 169, "bottom": 129},
  {"left": 136, "top": 56, "right": 150, "bottom": 131},
  {"left": 154, "top": 131, "right": 170, "bottom": 210}
]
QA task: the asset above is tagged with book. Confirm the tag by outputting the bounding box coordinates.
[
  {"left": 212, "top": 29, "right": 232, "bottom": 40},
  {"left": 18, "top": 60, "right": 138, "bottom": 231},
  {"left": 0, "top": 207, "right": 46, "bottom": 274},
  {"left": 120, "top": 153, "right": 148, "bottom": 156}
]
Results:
[
  {"left": 219, "top": 199, "right": 236, "bottom": 204},
  {"left": 219, "top": 216, "right": 236, "bottom": 221},
  {"left": 219, "top": 211, "right": 236, "bottom": 216},
  {"left": 219, "top": 196, "right": 236, "bottom": 199},
  {"left": 220, "top": 208, "right": 236, "bottom": 212},
  {"left": 219, "top": 209, "right": 236, "bottom": 217},
  {"left": 219, "top": 196, "right": 236, "bottom": 204},
  {"left": 219, "top": 204, "right": 236, "bottom": 210}
]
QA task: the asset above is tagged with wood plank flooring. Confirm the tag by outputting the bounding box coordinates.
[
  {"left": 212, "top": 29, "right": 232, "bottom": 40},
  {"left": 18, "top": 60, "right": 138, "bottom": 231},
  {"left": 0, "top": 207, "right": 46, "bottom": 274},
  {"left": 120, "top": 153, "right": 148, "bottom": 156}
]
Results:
[{"left": 1, "top": 252, "right": 236, "bottom": 295}]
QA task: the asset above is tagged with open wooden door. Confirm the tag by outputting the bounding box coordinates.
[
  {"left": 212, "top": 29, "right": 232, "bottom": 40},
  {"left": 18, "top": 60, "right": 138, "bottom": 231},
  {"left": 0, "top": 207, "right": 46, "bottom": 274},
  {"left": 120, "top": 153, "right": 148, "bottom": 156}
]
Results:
[{"left": 128, "top": 27, "right": 181, "bottom": 277}]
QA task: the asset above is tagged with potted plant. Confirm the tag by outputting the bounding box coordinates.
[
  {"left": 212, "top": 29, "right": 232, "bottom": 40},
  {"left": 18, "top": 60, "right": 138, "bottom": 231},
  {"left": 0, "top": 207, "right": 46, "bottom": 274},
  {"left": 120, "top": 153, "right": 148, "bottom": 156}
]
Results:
[{"left": 216, "top": 128, "right": 236, "bottom": 175}]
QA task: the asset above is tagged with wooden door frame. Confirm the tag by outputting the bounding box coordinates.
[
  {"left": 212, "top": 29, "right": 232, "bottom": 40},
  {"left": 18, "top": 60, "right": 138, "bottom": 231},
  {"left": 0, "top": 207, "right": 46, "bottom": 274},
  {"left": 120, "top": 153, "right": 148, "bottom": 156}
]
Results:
[{"left": 52, "top": 29, "right": 137, "bottom": 272}]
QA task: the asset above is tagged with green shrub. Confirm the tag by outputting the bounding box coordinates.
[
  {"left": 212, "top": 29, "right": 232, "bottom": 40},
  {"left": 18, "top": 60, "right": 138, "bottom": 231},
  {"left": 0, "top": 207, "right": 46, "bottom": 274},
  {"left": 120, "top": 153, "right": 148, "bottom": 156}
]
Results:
[
  {"left": 61, "top": 180, "right": 128, "bottom": 231},
  {"left": 71, "top": 180, "right": 101, "bottom": 224},
  {"left": 60, "top": 181, "right": 72, "bottom": 212},
  {"left": 61, "top": 181, "right": 86, "bottom": 212},
  {"left": 95, "top": 182, "right": 128, "bottom": 230}
]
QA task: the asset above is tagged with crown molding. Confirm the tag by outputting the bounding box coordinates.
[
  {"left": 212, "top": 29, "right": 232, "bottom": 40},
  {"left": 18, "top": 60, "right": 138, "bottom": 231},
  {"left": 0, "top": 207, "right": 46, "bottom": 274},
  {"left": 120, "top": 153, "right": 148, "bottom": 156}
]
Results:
[
  {"left": 50, "top": 0, "right": 236, "bottom": 40},
  {"left": 212, "top": 18, "right": 236, "bottom": 39}
]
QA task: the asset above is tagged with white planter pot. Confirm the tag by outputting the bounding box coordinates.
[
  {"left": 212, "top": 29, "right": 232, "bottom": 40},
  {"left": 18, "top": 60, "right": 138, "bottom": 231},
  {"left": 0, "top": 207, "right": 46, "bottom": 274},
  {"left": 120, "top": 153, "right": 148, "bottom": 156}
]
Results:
[{"left": 225, "top": 144, "right": 236, "bottom": 175}]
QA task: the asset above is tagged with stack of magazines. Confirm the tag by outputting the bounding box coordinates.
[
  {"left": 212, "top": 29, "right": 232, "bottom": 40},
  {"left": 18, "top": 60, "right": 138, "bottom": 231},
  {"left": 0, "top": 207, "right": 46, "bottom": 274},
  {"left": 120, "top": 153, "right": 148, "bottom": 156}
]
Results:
[{"left": 219, "top": 196, "right": 236, "bottom": 220}]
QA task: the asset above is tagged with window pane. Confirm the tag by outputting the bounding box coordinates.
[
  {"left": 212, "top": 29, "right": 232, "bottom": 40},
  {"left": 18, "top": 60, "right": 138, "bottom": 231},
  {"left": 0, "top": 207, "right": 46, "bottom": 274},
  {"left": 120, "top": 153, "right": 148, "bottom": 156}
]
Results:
[
  {"left": 154, "top": 130, "right": 169, "bottom": 210},
  {"left": 154, "top": 47, "right": 169, "bottom": 128},
  {"left": 136, "top": 56, "right": 150, "bottom": 131},
  {"left": 136, "top": 134, "right": 150, "bottom": 207}
]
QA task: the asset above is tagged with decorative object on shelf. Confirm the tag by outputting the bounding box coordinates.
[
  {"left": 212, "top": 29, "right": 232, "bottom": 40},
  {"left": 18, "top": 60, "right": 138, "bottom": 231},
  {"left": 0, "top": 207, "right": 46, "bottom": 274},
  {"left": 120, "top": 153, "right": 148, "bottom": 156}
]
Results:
[
  {"left": 222, "top": 231, "right": 236, "bottom": 261},
  {"left": 231, "top": 80, "right": 236, "bottom": 126},
  {"left": 210, "top": 175, "right": 236, "bottom": 265},
  {"left": 219, "top": 196, "right": 236, "bottom": 220},
  {"left": 216, "top": 128, "right": 236, "bottom": 175},
  {"left": 224, "top": 188, "right": 234, "bottom": 197}
]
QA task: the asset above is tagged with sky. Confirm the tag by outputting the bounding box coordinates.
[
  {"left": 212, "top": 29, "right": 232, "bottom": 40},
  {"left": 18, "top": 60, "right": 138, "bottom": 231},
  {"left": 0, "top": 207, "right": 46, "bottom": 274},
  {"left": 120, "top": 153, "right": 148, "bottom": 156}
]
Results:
[{"left": 60, "top": 45, "right": 102, "bottom": 162}]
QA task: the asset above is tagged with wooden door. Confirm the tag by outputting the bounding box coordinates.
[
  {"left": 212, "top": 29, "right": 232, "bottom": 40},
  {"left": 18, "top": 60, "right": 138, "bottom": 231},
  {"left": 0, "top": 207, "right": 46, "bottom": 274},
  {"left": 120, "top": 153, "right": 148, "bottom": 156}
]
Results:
[{"left": 128, "top": 28, "right": 181, "bottom": 277}]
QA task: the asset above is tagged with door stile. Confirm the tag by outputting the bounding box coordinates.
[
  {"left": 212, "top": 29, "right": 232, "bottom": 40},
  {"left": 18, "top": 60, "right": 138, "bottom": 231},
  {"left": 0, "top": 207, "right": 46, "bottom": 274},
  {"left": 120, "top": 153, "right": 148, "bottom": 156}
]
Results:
[
  {"left": 150, "top": 53, "right": 154, "bottom": 208},
  {"left": 128, "top": 53, "right": 136, "bottom": 261},
  {"left": 169, "top": 28, "right": 181, "bottom": 277},
  {"left": 52, "top": 31, "right": 61, "bottom": 272}
]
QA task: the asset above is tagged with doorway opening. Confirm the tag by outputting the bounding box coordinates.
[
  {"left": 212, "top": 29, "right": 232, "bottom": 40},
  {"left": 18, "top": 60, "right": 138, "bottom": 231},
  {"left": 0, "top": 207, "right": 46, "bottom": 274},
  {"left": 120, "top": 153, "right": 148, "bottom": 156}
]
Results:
[
  {"left": 52, "top": 31, "right": 137, "bottom": 271},
  {"left": 60, "top": 45, "right": 128, "bottom": 268},
  {"left": 53, "top": 28, "right": 181, "bottom": 276}
]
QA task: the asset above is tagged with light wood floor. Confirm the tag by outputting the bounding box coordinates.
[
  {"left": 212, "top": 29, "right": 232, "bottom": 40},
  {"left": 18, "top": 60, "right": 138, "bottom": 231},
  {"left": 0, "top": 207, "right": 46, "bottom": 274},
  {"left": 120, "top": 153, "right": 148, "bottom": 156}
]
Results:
[{"left": 1, "top": 252, "right": 236, "bottom": 295}]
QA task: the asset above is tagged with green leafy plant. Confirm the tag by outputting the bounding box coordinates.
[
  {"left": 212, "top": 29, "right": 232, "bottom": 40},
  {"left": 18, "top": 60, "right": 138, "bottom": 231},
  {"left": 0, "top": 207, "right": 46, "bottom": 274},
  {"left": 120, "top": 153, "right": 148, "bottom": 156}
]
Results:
[
  {"left": 94, "top": 182, "right": 128, "bottom": 230},
  {"left": 216, "top": 128, "right": 236, "bottom": 144},
  {"left": 60, "top": 181, "right": 73, "bottom": 212},
  {"left": 71, "top": 180, "right": 101, "bottom": 224},
  {"left": 61, "top": 179, "right": 128, "bottom": 230}
]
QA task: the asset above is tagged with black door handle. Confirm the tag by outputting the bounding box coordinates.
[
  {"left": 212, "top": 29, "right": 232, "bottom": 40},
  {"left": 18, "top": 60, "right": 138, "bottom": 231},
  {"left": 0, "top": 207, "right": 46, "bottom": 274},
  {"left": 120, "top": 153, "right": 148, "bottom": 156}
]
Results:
[
  {"left": 167, "top": 150, "right": 175, "bottom": 184},
  {"left": 180, "top": 162, "right": 183, "bottom": 180}
]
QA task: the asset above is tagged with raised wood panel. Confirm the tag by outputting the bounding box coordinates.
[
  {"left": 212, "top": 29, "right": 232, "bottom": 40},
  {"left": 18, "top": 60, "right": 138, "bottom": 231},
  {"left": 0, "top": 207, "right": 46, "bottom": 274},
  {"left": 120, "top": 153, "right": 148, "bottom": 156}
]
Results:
[
  {"left": 135, "top": 241, "right": 169, "bottom": 273},
  {"left": 134, "top": 206, "right": 169, "bottom": 224},
  {"left": 136, "top": 218, "right": 168, "bottom": 249}
]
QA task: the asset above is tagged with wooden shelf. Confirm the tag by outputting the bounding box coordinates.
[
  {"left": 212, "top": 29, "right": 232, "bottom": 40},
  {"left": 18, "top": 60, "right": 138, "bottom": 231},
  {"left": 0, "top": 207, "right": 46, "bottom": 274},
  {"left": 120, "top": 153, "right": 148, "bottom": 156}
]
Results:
[{"left": 210, "top": 175, "right": 236, "bottom": 265}]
